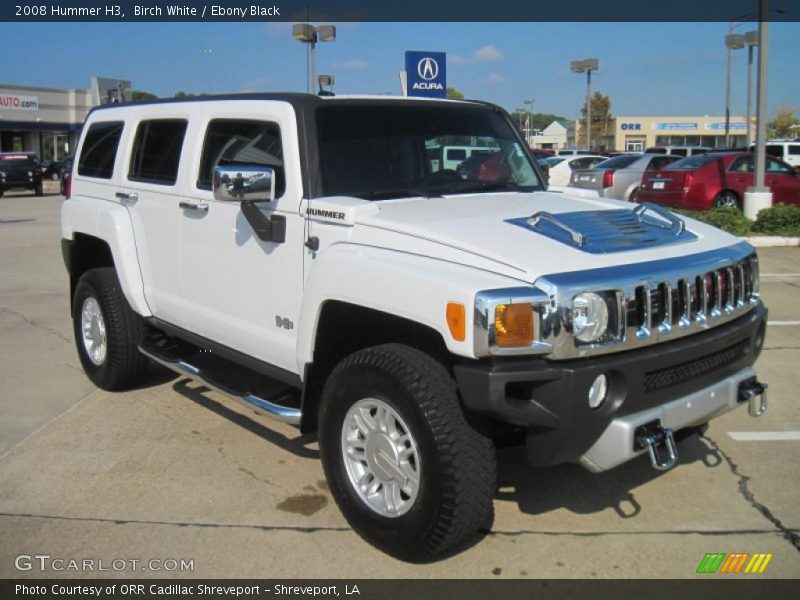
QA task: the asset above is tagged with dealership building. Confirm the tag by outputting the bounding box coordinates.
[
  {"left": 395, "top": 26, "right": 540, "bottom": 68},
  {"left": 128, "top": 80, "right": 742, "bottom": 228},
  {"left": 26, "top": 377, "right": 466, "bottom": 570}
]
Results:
[
  {"left": 560, "top": 115, "right": 750, "bottom": 152},
  {"left": 0, "top": 77, "right": 130, "bottom": 162}
]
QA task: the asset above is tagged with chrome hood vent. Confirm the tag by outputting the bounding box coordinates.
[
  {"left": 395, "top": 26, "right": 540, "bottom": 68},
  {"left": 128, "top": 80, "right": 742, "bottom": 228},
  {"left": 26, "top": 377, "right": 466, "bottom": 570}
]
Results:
[{"left": 506, "top": 203, "right": 697, "bottom": 254}]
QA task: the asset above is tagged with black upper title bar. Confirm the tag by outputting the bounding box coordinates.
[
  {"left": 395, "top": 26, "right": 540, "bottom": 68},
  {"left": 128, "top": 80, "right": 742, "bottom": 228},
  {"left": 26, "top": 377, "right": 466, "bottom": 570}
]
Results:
[{"left": 2, "top": 0, "right": 798, "bottom": 22}]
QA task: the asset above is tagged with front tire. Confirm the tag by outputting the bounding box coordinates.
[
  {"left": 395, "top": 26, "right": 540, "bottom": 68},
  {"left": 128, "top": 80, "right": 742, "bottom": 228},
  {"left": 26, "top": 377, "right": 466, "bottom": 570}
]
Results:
[
  {"left": 318, "top": 344, "right": 496, "bottom": 562},
  {"left": 72, "top": 267, "right": 149, "bottom": 390}
]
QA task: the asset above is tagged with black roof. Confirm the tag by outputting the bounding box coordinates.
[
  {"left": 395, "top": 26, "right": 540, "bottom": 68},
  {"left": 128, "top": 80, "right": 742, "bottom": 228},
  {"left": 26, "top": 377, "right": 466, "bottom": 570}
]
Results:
[{"left": 89, "top": 92, "right": 491, "bottom": 116}]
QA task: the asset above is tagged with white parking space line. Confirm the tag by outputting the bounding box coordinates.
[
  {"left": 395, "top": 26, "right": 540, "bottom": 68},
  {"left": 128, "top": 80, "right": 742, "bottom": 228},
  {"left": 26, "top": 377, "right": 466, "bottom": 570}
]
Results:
[
  {"left": 767, "top": 321, "right": 800, "bottom": 326},
  {"left": 728, "top": 431, "right": 800, "bottom": 442}
]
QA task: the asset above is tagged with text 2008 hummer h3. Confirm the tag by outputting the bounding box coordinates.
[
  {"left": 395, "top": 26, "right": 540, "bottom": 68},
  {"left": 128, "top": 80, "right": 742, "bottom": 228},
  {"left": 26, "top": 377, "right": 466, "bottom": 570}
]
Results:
[{"left": 61, "top": 94, "right": 768, "bottom": 561}]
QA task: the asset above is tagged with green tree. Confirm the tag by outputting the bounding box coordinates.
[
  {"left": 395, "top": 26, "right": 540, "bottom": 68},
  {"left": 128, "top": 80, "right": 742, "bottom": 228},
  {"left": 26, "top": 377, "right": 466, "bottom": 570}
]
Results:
[
  {"left": 131, "top": 90, "right": 158, "bottom": 102},
  {"left": 174, "top": 91, "right": 192, "bottom": 98},
  {"left": 578, "top": 91, "right": 613, "bottom": 149},
  {"left": 446, "top": 86, "right": 465, "bottom": 100},
  {"left": 767, "top": 106, "right": 799, "bottom": 138}
]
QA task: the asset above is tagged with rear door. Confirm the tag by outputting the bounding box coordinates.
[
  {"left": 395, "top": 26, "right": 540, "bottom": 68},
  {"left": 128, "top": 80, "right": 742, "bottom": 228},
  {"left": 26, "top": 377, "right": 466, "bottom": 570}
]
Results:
[
  {"left": 121, "top": 111, "right": 189, "bottom": 327},
  {"left": 726, "top": 155, "right": 754, "bottom": 198}
]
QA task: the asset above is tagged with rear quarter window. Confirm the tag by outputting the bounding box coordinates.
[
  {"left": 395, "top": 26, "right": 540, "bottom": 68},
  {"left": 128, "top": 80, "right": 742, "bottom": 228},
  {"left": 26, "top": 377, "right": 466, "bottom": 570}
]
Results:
[{"left": 77, "top": 121, "right": 124, "bottom": 179}]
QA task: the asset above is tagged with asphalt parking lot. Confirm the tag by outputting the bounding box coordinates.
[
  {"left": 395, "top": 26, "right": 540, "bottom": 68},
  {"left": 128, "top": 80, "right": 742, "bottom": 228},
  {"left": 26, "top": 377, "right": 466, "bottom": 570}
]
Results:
[{"left": 0, "top": 191, "right": 798, "bottom": 579}]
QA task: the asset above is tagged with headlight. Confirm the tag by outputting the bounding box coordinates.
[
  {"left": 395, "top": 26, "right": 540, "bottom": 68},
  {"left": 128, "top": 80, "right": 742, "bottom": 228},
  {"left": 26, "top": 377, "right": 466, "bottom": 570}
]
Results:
[
  {"left": 28, "top": 171, "right": 33, "bottom": 177},
  {"left": 572, "top": 292, "right": 609, "bottom": 343}
]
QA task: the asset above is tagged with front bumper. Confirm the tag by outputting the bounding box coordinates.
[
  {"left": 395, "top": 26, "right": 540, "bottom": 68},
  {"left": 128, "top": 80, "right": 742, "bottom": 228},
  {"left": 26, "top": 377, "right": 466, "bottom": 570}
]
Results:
[{"left": 453, "top": 302, "right": 767, "bottom": 470}]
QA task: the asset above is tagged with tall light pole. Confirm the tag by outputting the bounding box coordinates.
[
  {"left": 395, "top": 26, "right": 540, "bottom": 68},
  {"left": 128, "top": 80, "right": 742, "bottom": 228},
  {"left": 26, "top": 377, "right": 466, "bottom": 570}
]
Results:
[
  {"left": 724, "top": 30, "right": 745, "bottom": 148},
  {"left": 570, "top": 59, "right": 599, "bottom": 150},
  {"left": 292, "top": 23, "right": 336, "bottom": 94},
  {"left": 524, "top": 98, "right": 535, "bottom": 146},
  {"left": 743, "top": 0, "right": 772, "bottom": 220},
  {"left": 744, "top": 30, "right": 759, "bottom": 147}
]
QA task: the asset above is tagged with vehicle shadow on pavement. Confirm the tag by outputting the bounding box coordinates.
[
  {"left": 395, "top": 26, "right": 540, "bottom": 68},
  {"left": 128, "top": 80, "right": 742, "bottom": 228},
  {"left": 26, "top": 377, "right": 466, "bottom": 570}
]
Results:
[
  {"left": 169, "top": 377, "right": 320, "bottom": 460},
  {"left": 495, "top": 433, "right": 723, "bottom": 518}
]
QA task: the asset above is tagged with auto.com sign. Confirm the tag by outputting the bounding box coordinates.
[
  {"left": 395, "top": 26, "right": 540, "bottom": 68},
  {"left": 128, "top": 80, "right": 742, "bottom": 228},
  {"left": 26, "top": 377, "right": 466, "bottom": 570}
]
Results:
[{"left": 0, "top": 94, "right": 38, "bottom": 110}]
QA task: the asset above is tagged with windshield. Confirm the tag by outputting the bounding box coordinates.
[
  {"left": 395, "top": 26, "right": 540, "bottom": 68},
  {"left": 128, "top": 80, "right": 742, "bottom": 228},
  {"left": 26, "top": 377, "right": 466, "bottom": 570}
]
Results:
[{"left": 316, "top": 104, "right": 542, "bottom": 199}]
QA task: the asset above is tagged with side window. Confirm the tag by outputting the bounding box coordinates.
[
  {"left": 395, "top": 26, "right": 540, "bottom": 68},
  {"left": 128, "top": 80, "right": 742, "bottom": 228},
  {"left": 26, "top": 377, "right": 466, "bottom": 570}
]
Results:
[
  {"left": 788, "top": 145, "right": 800, "bottom": 156},
  {"left": 197, "top": 119, "right": 285, "bottom": 197},
  {"left": 766, "top": 158, "right": 793, "bottom": 174},
  {"left": 446, "top": 148, "right": 467, "bottom": 161},
  {"left": 670, "top": 149, "right": 688, "bottom": 157},
  {"left": 729, "top": 156, "right": 754, "bottom": 173},
  {"left": 765, "top": 145, "right": 784, "bottom": 159},
  {"left": 77, "top": 121, "right": 124, "bottom": 179},
  {"left": 128, "top": 119, "right": 187, "bottom": 185}
]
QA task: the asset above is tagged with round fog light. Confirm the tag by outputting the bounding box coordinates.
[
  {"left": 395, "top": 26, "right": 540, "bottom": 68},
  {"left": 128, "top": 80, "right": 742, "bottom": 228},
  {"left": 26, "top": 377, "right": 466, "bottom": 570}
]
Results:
[{"left": 588, "top": 374, "right": 608, "bottom": 409}]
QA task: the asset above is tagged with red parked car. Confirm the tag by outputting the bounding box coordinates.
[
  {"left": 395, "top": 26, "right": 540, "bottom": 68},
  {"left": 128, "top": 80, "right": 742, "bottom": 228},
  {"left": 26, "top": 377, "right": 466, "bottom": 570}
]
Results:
[{"left": 638, "top": 152, "right": 800, "bottom": 211}]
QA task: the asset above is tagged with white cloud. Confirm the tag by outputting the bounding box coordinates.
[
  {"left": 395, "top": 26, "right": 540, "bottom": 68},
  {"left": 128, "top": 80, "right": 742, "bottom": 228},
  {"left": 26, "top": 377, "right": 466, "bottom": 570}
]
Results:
[
  {"left": 474, "top": 45, "right": 504, "bottom": 62},
  {"left": 336, "top": 59, "right": 368, "bottom": 70},
  {"left": 448, "top": 54, "right": 469, "bottom": 66},
  {"left": 488, "top": 73, "right": 506, "bottom": 85}
]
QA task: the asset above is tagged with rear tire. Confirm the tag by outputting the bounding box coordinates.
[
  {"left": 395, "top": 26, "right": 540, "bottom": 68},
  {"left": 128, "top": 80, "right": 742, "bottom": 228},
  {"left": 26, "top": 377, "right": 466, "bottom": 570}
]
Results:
[
  {"left": 318, "top": 343, "right": 496, "bottom": 562},
  {"left": 72, "top": 267, "right": 149, "bottom": 391},
  {"left": 629, "top": 188, "right": 638, "bottom": 202},
  {"left": 713, "top": 191, "right": 741, "bottom": 209}
]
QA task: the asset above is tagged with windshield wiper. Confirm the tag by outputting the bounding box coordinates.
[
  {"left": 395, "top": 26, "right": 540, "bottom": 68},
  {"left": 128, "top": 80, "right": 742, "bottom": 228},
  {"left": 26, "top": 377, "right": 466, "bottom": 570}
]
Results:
[{"left": 447, "top": 180, "right": 523, "bottom": 195}]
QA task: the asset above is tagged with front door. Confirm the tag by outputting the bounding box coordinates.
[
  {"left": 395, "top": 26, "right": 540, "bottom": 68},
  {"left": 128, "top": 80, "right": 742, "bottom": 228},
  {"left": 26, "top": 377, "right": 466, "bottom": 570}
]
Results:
[{"left": 179, "top": 107, "right": 305, "bottom": 374}]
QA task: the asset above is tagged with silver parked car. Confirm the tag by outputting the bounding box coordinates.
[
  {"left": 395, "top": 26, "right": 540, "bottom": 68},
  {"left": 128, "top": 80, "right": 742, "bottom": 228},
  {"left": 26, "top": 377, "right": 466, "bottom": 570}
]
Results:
[{"left": 569, "top": 153, "right": 680, "bottom": 201}]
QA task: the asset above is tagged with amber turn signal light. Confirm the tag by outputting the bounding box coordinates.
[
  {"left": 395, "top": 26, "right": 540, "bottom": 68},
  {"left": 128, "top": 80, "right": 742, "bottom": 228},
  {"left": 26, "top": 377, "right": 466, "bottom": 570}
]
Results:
[
  {"left": 446, "top": 302, "right": 466, "bottom": 342},
  {"left": 494, "top": 303, "right": 534, "bottom": 347}
]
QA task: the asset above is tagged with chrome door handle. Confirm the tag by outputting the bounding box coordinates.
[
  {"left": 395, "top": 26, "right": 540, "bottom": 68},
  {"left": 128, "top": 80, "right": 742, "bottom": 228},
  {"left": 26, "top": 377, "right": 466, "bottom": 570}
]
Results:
[
  {"left": 179, "top": 201, "right": 209, "bottom": 213},
  {"left": 115, "top": 191, "right": 138, "bottom": 204}
]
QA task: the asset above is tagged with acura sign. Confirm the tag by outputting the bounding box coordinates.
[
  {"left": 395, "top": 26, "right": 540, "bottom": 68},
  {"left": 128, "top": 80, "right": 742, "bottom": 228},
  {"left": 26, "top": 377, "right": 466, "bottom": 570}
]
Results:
[{"left": 405, "top": 51, "right": 446, "bottom": 98}]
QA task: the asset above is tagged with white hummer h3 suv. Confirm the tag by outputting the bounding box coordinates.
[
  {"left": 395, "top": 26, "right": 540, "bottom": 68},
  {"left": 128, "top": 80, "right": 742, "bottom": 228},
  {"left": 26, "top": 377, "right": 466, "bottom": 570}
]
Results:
[{"left": 61, "top": 94, "right": 768, "bottom": 561}]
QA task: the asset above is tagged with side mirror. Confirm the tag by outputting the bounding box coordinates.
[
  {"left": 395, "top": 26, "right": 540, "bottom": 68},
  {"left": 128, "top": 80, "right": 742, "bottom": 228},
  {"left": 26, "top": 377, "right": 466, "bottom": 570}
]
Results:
[
  {"left": 212, "top": 164, "right": 275, "bottom": 203},
  {"left": 213, "top": 164, "right": 285, "bottom": 244}
]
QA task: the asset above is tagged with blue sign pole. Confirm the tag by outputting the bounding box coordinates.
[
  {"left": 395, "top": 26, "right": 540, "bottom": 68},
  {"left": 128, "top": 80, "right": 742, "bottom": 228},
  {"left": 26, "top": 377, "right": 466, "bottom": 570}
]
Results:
[{"left": 405, "top": 51, "right": 447, "bottom": 98}]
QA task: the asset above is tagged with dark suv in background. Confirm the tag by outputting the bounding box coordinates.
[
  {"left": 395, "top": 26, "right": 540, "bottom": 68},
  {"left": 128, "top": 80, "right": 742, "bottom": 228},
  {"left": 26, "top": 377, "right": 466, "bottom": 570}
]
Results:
[{"left": 0, "top": 152, "right": 44, "bottom": 197}]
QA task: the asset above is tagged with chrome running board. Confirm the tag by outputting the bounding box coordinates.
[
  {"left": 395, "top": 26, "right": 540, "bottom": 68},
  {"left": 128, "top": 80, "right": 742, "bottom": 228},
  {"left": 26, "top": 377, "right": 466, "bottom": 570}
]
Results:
[{"left": 139, "top": 338, "right": 301, "bottom": 426}]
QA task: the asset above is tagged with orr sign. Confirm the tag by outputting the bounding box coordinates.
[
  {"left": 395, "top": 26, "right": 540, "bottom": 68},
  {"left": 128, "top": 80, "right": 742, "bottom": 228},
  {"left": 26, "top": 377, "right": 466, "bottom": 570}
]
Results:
[{"left": 0, "top": 94, "right": 38, "bottom": 111}]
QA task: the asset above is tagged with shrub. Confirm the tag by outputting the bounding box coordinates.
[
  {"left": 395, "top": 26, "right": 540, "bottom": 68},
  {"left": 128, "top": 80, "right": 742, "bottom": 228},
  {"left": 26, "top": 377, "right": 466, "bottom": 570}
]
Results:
[
  {"left": 753, "top": 203, "right": 800, "bottom": 236},
  {"left": 671, "top": 207, "right": 752, "bottom": 236}
]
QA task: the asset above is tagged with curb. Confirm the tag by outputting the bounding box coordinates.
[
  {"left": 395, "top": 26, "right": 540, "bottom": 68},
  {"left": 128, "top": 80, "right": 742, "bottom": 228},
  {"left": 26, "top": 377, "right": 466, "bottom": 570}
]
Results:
[{"left": 741, "top": 236, "right": 800, "bottom": 247}]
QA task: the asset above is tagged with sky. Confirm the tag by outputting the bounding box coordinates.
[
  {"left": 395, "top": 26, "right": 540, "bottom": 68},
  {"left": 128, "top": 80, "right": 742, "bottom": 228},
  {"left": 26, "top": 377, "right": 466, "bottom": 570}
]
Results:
[{"left": 2, "top": 21, "right": 798, "bottom": 120}]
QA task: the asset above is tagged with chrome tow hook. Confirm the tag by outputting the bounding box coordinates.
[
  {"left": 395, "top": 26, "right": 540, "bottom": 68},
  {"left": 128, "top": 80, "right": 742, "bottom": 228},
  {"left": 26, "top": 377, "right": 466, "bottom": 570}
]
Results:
[
  {"left": 634, "top": 422, "right": 678, "bottom": 471},
  {"left": 738, "top": 378, "right": 768, "bottom": 418}
]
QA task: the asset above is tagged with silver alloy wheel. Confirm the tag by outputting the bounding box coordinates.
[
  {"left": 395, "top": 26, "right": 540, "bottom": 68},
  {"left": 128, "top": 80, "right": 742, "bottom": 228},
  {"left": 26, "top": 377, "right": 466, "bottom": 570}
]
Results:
[
  {"left": 81, "top": 296, "right": 107, "bottom": 366},
  {"left": 715, "top": 193, "right": 739, "bottom": 208},
  {"left": 341, "top": 398, "right": 420, "bottom": 518}
]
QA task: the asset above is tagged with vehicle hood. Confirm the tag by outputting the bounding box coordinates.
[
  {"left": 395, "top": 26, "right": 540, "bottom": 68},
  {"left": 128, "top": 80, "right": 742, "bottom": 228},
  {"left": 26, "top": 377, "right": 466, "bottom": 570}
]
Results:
[{"left": 347, "top": 190, "right": 742, "bottom": 283}]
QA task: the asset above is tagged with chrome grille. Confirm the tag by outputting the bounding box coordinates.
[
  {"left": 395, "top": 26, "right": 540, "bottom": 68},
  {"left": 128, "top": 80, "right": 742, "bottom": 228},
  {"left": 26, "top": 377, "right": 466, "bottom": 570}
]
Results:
[
  {"left": 533, "top": 242, "right": 760, "bottom": 360},
  {"left": 624, "top": 255, "right": 758, "bottom": 342}
]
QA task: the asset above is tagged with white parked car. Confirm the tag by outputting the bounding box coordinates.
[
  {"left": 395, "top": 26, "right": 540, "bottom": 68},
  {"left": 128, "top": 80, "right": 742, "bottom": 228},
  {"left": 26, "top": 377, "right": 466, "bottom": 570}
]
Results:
[
  {"left": 545, "top": 154, "right": 607, "bottom": 186},
  {"left": 61, "top": 93, "right": 768, "bottom": 562}
]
